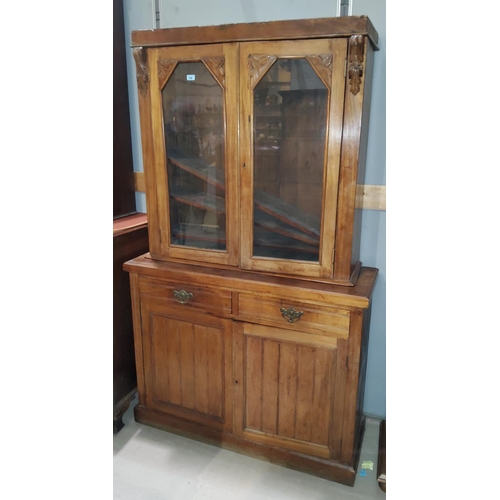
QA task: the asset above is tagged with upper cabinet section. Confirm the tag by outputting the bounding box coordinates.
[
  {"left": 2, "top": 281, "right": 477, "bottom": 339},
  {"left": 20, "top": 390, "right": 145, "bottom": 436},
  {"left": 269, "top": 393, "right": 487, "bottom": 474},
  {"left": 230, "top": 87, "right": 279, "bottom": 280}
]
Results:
[
  {"left": 134, "top": 43, "right": 240, "bottom": 267},
  {"left": 132, "top": 17, "right": 378, "bottom": 285},
  {"left": 239, "top": 39, "right": 347, "bottom": 279}
]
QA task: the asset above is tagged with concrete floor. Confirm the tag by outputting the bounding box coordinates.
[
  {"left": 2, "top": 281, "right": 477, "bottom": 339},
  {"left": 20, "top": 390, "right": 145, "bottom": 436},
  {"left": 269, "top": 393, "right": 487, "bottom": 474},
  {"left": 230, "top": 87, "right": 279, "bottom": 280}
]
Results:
[{"left": 114, "top": 398, "right": 386, "bottom": 499}]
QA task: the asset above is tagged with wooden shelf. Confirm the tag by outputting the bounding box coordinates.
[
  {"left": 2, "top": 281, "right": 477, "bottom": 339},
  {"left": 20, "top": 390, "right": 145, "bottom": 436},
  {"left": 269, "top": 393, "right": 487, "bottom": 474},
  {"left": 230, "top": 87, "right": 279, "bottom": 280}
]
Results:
[
  {"left": 255, "top": 211, "right": 319, "bottom": 245},
  {"left": 170, "top": 223, "right": 318, "bottom": 257},
  {"left": 167, "top": 147, "right": 321, "bottom": 240},
  {"left": 135, "top": 171, "right": 386, "bottom": 211},
  {"left": 169, "top": 185, "right": 226, "bottom": 213},
  {"left": 113, "top": 213, "right": 148, "bottom": 236},
  {"left": 168, "top": 147, "right": 225, "bottom": 190},
  {"left": 254, "top": 190, "right": 320, "bottom": 238},
  {"left": 172, "top": 224, "right": 226, "bottom": 247}
]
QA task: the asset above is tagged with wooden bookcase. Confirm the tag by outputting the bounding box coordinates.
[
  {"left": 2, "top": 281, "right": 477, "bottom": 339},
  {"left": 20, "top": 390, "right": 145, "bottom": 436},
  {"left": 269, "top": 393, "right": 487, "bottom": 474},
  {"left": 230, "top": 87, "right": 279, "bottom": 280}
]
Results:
[{"left": 124, "top": 16, "right": 379, "bottom": 486}]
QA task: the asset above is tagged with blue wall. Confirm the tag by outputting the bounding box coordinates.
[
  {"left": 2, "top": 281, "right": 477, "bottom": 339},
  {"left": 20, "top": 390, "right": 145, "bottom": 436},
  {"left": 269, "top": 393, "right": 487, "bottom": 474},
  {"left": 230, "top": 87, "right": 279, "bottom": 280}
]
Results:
[
  {"left": 123, "top": 0, "right": 386, "bottom": 418},
  {"left": 353, "top": 0, "right": 386, "bottom": 418}
]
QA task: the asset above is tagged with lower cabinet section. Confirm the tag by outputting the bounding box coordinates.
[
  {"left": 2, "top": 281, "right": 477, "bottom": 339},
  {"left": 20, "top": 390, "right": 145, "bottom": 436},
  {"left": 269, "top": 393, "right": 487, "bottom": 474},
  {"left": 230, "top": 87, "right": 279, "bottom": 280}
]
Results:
[
  {"left": 234, "top": 322, "right": 340, "bottom": 460},
  {"left": 140, "top": 303, "right": 233, "bottom": 433},
  {"left": 126, "top": 256, "right": 378, "bottom": 486}
]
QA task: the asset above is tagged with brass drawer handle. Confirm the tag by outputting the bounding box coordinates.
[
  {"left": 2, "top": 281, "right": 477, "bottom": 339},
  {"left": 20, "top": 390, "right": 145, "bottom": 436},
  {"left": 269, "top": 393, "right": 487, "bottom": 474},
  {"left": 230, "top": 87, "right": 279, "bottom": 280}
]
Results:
[
  {"left": 280, "top": 307, "right": 303, "bottom": 323},
  {"left": 173, "top": 289, "right": 193, "bottom": 304}
]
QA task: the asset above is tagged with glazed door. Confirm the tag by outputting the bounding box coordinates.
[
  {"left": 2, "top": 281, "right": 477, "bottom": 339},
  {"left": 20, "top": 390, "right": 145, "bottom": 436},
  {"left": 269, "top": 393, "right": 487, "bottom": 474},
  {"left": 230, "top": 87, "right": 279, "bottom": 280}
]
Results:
[
  {"left": 141, "top": 301, "right": 233, "bottom": 432},
  {"left": 233, "top": 322, "right": 346, "bottom": 460},
  {"left": 239, "top": 39, "right": 348, "bottom": 278},
  {"left": 147, "top": 44, "right": 239, "bottom": 266}
]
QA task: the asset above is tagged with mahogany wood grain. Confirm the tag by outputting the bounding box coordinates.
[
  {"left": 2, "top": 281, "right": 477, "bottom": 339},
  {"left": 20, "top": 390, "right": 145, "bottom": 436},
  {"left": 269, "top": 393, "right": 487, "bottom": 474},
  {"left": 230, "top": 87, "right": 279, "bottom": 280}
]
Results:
[
  {"left": 147, "top": 43, "right": 240, "bottom": 267},
  {"left": 320, "top": 38, "right": 348, "bottom": 274},
  {"left": 138, "top": 275, "right": 232, "bottom": 316},
  {"left": 133, "top": 47, "right": 161, "bottom": 257},
  {"left": 207, "top": 324, "right": 224, "bottom": 418},
  {"left": 243, "top": 323, "right": 338, "bottom": 350},
  {"left": 129, "top": 272, "right": 146, "bottom": 406},
  {"left": 294, "top": 345, "right": 318, "bottom": 442},
  {"left": 131, "top": 16, "right": 378, "bottom": 50},
  {"left": 194, "top": 325, "right": 210, "bottom": 413},
  {"left": 333, "top": 36, "right": 374, "bottom": 283},
  {"left": 330, "top": 338, "right": 348, "bottom": 461},
  {"left": 232, "top": 322, "right": 245, "bottom": 436},
  {"left": 126, "top": 257, "right": 376, "bottom": 484},
  {"left": 239, "top": 38, "right": 346, "bottom": 279},
  {"left": 152, "top": 315, "right": 182, "bottom": 404},
  {"left": 261, "top": 339, "right": 279, "bottom": 435},
  {"left": 125, "top": 15, "right": 380, "bottom": 486},
  {"left": 140, "top": 303, "right": 233, "bottom": 432},
  {"left": 354, "top": 304, "right": 373, "bottom": 454},
  {"left": 223, "top": 42, "right": 241, "bottom": 266},
  {"left": 180, "top": 322, "right": 196, "bottom": 410},
  {"left": 238, "top": 293, "right": 350, "bottom": 339},
  {"left": 312, "top": 349, "right": 335, "bottom": 446},
  {"left": 124, "top": 254, "right": 378, "bottom": 309},
  {"left": 238, "top": 323, "right": 337, "bottom": 459},
  {"left": 351, "top": 41, "right": 376, "bottom": 273},
  {"left": 245, "top": 336, "right": 263, "bottom": 431},
  {"left": 340, "top": 309, "right": 364, "bottom": 463},
  {"left": 132, "top": 19, "right": 379, "bottom": 287}
]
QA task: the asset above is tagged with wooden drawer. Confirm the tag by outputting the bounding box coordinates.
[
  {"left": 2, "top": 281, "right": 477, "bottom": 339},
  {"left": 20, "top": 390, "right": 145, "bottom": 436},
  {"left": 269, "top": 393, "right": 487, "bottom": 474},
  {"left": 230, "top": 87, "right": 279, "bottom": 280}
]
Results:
[
  {"left": 237, "top": 293, "right": 350, "bottom": 339},
  {"left": 138, "top": 276, "right": 232, "bottom": 317}
]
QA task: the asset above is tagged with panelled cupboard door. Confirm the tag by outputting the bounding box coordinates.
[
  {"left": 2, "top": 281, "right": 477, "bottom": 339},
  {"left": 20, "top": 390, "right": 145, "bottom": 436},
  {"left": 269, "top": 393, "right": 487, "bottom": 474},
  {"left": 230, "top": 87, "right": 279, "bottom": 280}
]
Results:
[
  {"left": 147, "top": 44, "right": 239, "bottom": 266},
  {"left": 233, "top": 322, "right": 346, "bottom": 460},
  {"left": 140, "top": 301, "right": 233, "bottom": 432},
  {"left": 239, "top": 39, "right": 348, "bottom": 278}
]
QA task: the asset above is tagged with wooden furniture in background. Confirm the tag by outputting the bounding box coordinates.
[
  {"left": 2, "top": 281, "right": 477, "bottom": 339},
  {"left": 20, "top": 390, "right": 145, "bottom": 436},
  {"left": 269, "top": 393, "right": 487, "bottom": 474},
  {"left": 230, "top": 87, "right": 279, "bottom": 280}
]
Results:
[
  {"left": 113, "top": 214, "right": 148, "bottom": 433},
  {"left": 113, "top": 0, "right": 148, "bottom": 433},
  {"left": 378, "top": 419, "right": 386, "bottom": 492},
  {"left": 125, "top": 16, "right": 380, "bottom": 485},
  {"left": 114, "top": 0, "right": 136, "bottom": 218}
]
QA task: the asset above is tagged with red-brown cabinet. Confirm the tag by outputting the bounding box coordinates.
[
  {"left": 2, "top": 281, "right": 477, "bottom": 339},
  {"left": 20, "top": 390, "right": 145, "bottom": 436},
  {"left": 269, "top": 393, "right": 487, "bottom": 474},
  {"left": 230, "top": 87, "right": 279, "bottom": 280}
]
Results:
[{"left": 125, "top": 15, "right": 379, "bottom": 486}]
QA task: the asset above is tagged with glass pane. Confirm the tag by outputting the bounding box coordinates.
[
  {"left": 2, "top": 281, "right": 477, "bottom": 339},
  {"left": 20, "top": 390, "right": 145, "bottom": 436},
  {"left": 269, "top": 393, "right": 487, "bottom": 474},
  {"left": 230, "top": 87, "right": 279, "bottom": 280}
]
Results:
[
  {"left": 253, "top": 58, "right": 327, "bottom": 262},
  {"left": 162, "top": 62, "right": 226, "bottom": 250}
]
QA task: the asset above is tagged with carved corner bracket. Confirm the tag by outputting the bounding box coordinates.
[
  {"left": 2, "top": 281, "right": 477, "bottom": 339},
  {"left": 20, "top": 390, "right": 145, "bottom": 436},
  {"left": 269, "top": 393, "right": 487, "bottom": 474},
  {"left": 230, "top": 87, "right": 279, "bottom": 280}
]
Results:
[
  {"left": 158, "top": 59, "right": 177, "bottom": 90},
  {"left": 306, "top": 54, "right": 333, "bottom": 90},
  {"left": 202, "top": 57, "right": 225, "bottom": 88},
  {"left": 348, "top": 35, "right": 365, "bottom": 96},
  {"left": 133, "top": 47, "right": 150, "bottom": 97},
  {"left": 248, "top": 55, "right": 277, "bottom": 89}
]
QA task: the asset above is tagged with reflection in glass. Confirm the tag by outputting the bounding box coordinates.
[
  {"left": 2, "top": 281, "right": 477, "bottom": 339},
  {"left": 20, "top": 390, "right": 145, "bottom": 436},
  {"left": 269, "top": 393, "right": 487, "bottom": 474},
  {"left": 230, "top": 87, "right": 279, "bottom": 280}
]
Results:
[
  {"left": 162, "top": 62, "right": 226, "bottom": 250},
  {"left": 253, "top": 58, "right": 328, "bottom": 262}
]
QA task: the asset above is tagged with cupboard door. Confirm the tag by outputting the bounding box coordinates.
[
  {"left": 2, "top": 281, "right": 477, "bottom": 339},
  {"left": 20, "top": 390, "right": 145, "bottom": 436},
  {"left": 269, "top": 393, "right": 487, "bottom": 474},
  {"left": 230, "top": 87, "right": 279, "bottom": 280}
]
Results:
[
  {"left": 234, "top": 322, "right": 346, "bottom": 459},
  {"left": 141, "top": 301, "right": 233, "bottom": 432},
  {"left": 239, "top": 39, "right": 348, "bottom": 278},
  {"left": 146, "top": 44, "right": 239, "bottom": 266}
]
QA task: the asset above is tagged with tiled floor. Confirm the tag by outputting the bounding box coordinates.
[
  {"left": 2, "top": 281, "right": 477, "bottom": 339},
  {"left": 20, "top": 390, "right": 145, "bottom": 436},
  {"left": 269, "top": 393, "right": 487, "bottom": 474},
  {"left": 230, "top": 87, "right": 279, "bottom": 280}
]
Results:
[{"left": 114, "top": 398, "right": 386, "bottom": 499}]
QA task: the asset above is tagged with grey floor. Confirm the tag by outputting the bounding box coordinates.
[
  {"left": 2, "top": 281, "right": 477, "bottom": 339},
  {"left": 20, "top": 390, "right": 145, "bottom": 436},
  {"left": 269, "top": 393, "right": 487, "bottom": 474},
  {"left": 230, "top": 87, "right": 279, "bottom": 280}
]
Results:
[{"left": 114, "top": 398, "right": 386, "bottom": 499}]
